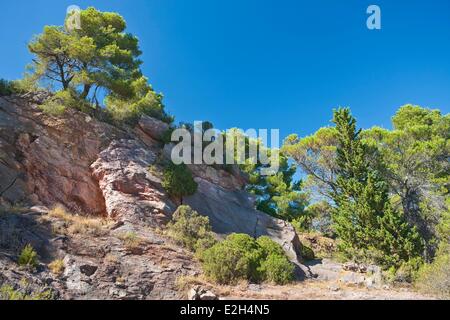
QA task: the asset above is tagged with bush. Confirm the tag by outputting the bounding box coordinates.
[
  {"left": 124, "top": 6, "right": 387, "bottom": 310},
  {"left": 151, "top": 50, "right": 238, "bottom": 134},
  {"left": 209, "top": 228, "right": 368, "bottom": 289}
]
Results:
[
  {"left": 393, "top": 257, "right": 423, "bottom": 283},
  {"left": 167, "top": 205, "right": 216, "bottom": 252},
  {"left": 259, "top": 254, "right": 295, "bottom": 285},
  {"left": 162, "top": 163, "right": 198, "bottom": 201},
  {"left": 257, "top": 236, "right": 285, "bottom": 257},
  {"left": 200, "top": 234, "right": 295, "bottom": 285},
  {"left": 0, "top": 284, "right": 53, "bottom": 300},
  {"left": 119, "top": 231, "right": 143, "bottom": 252},
  {"left": 201, "top": 234, "right": 263, "bottom": 284},
  {"left": 40, "top": 90, "right": 92, "bottom": 116},
  {"left": 415, "top": 244, "right": 450, "bottom": 298},
  {"left": 0, "top": 79, "right": 18, "bottom": 96},
  {"left": 18, "top": 244, "right": 38, "bottom": 269}
]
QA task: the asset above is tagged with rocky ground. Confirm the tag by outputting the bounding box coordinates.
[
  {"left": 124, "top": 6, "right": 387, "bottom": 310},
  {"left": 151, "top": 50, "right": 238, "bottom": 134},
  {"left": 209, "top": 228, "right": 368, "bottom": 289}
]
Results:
[{"left": 0, "top": 206, "right": 436, "bottom": 300}]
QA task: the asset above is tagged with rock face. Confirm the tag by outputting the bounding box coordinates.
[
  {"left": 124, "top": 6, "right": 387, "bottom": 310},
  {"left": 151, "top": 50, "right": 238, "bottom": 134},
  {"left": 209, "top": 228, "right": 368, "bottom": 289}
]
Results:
[
  {"left": 138, "top": 115, "right": 169, "bottom": 141},
  {"left": 0, "top": 95, "right": 124, "bottom": 215},
  {"left": 0, "top": 208, "right": 198, "bottom": 300},
  {"left": 0, "top": 93, "right": 306, "bottom": 299},
  {"left": 91, "top": 139, "right": 176, "bottom": 225}
]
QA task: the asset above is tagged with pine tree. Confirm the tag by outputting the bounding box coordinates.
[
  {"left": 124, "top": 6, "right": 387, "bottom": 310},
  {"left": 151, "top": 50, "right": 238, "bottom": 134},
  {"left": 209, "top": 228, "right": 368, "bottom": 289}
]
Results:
[{"left": 332, "top": 108, "right": 423, "bottom": 268}]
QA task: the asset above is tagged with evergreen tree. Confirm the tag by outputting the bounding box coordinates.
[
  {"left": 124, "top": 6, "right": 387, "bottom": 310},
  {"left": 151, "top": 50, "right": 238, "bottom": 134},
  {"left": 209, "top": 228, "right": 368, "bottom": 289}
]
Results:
[
  {"left": 332, "top": 108, "right": 423, "bottom": 267},
  {"left": 245, "top": 154, "right": 307, "bottom": 222},
  {"left": 27, "top": 7, "right": 171, "bottom": 123},
  {"left": 162, "top": 163, "right": 198, "bottom": 204}
]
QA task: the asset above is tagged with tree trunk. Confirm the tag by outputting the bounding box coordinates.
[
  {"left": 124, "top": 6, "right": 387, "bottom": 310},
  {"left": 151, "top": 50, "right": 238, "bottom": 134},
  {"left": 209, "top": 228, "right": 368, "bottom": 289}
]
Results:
[{"left": 80, "top": 84, "right": 92, "bottom": 100}]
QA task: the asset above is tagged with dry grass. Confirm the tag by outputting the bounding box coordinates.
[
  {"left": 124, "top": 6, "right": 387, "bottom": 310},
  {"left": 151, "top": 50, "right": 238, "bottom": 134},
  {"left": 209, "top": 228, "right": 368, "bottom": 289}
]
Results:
[
  {"left": 47, "top": 205, "right": 109, "bottom": 236},
  {"left": 104, "top": 253, "right": 119, "bottom": 264},
  {"left": 48, "top": 259, "right": 65, "bottom": 276},
  {"left": 118, "top": 231, "right": 144, "bottom": 252}
]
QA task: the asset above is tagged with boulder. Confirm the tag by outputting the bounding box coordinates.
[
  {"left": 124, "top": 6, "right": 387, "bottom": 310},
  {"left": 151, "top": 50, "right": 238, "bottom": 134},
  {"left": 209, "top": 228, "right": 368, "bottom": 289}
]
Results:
[
  {"left": 188, "top": 286, "right": 218, "bottom": 301},
  {"left": 91, "top": 139, "right": 176, "bottom": 225},
  {"left": 138, "top": 115, "right": 170, "bottom": 141}
]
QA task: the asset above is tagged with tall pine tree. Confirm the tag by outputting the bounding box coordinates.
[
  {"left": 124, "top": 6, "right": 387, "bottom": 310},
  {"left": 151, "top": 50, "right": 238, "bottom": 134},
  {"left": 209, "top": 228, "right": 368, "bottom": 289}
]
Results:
[{"left": 332, "top": 108, "right": 423, "bottom": 268}]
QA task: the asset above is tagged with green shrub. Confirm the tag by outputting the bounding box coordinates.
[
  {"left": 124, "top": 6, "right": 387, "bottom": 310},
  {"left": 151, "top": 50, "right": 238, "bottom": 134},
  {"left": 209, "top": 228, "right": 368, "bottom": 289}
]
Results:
[
  {"left": 415, "top": 244, "right": 450, "bottom": 298},
  {"left": 0, "top": 79, "right": 17, "bottom": 96},
  {"left": 167, "top": 205, "right": 216, "bottom": 252},
  {"left": 0, "top": 77, "right": 38, "bottom": 97},
  {"left": 257, "top": 236, "right": 285, "bottom": 257},
  {"left": 259, "top": 254, "right": 295, "bottom": 285},
  {"left": 0, "top": 284, "right": 52, "bottom": 300},
  {"left": 201, "top": 234, "right": 263, "bottom": 284},
  {"left": 200, "top": 234, "right": 295, "bottom": 285},
  {"left": 162, "top": 163, "right": 198, "bottom": 201},
  {"left": 18, "top": 244, "right": 39, "bottom": 269},
  {"left": 40, "top": 90, "right": 92, "bottom": 116},
  {"left": 393, "top": 257, "right": 423, "bottom": 283}
]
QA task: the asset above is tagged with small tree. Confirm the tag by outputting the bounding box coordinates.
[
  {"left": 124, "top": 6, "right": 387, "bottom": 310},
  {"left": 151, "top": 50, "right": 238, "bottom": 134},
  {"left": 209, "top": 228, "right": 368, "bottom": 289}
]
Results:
[
  {"left": 162, "top": 163, "right": 198, "bottom": 204},
  {"left": 167, "top": 205, "right": 216, "bottom": 252},
  {"left": 18, "top": 244, "right": 39, "bottom": 269}
]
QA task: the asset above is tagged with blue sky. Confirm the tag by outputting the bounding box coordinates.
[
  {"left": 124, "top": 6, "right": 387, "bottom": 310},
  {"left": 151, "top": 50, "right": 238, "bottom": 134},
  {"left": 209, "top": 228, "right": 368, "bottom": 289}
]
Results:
[{"left": 0, "top": 0, "right": 449, "bottom": 140}]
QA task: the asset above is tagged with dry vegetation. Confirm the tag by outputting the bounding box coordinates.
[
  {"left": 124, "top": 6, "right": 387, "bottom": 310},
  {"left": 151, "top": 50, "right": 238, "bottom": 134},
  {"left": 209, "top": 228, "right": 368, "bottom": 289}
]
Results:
[
  {"left": 45, "top": 205, "right": 110, "bottom": 237},
  {"left": 48, "top": 259, "right": 65, "bottom": 276},
  {"left": 118, "top": 231, "right": 145, "bottom": 253}
]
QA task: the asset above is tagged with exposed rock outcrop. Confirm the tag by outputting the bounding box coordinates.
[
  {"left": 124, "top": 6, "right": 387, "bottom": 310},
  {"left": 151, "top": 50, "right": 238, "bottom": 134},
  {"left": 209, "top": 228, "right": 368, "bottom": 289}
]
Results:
[
  {"left": 0, "top": 95, "right": 125, "bottom": 215},
  {"left": 91, "top": 139, "right": 176, "bottom": 225},
  {"left": 0, "top": 93, "right": 307, "bottom": 299}
]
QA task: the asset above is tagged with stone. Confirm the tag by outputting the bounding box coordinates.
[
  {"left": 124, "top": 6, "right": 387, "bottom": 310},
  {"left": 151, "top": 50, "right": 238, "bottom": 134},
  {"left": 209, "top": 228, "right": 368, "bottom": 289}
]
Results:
[
  {"left": 188, "top": 286, "right": 218, "bottom": 301},
  {"left": 138, "top": 115, "right": 170, "bottom": 141},
  {"left": 188, "top": 287, "right": 200, "bottom": 300},
  {"left": 91, "top": 139, "right": 176, "bottom": 225},
  {"left": 339, "top": 273, "right": 366, "bottom": 286},
  {"left": 80, "top": 264, "right": 98, "bottom": 277},
  {"left": 199, "top": 290, "right": 218, "bottom": 301},
  {"left": 329, "top": 284, "right": 341, "bottom": 292}
]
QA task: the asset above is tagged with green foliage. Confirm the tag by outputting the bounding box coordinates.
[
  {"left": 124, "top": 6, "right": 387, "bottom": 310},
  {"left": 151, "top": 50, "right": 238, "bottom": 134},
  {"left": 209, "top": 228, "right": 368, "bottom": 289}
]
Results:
[
  {"left": 0, "top": 284, "right": 53, "bottom": 301},
  {"left": 415, "top": 244, "right": 450, "bottom": 298},
  {"left": 162, "top": 163, "right": 198, "bottom": 202},
  {"left": 167, "top": 205, "right": 216, "bottom": 253},
  {"left": 26, "top": 7, "right": 171, "bottom": 123},
  {"left": 200, "top": 234, "right": 295, "bottom": 285},
  {"left": 331, "top": 108, "right": 423, "bottom": 269},
  {"left": 362, "top": 105, "right": 449, "bottom": 257},
  {"left": 201, "top": 234, "right": 262, "bottom": 284},
  {"left": 256, "top": 236, "right": 285, "bottom": 257},
  {"left": 0, "top": 79, "right": 17, "bottom": 96},
  {"left": 18, "top": 244, "right": 39, "bottom": 269},
  {"left": 283, "top": 127, "right": 339, "bottom": 201},
  {"left": 0, "top": 78, "right": 33, "bottom": 96},
  {"left": 244, "top": 153, "right": 308, "bottom": 222},
  {"left": 39, "top": 89, "right": 91, "bottom": 115},
  {"left": 259, "top": 254, "right": 295, "bottom": 285}
]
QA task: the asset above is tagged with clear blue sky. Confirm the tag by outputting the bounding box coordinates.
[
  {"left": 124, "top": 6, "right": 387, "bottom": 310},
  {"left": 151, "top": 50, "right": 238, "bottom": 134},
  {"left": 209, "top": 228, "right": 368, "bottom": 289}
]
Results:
[{"left": 1, "top": 0, "right": 449, "bottom": 139}]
